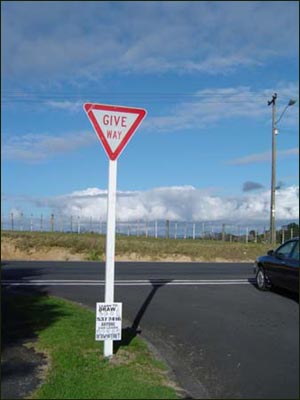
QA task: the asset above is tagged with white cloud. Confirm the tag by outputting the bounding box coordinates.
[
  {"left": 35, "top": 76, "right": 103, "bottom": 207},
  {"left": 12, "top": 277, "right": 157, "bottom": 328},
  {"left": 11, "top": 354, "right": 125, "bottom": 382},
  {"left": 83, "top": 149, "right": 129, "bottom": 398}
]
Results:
[
  {"left": 2, "top": 1, "right": 298, "bottom": 82},
  {"left": 228, "top": 147, "right": 299, "bottom": 165},
  {"left": 4, "top": 84, "right": 298, "bottom": 135},
  {"left": 30, "top": 185, "right": 299, "bottom": 223},
  {"left": 2, "top": 131, "right": 96, "bottom": 162},
  {"left": 46, "top": 100, "right": 84, "bottom": 112},
  {"left": 144, "top": 84, "right": 299, "bottom": 132}
]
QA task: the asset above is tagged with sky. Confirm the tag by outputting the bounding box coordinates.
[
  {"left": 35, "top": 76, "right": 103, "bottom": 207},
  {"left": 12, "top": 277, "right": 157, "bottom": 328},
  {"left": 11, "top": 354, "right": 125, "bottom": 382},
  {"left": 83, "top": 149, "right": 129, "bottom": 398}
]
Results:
[{"left": 1, "top": 1, "right": 299, "bottom": 231}]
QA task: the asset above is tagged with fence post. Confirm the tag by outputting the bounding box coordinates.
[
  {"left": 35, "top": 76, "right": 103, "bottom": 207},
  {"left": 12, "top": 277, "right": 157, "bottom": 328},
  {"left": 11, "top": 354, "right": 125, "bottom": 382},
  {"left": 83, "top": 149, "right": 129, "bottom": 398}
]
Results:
[
  {"left": 282, "top": 228, "right": 285, "bottom": 244},
  {"left": 155, "top": 220, "right": 158, "bottom": 239},
  {"left": 291, "top": 227, "right": 294, "bottom": 239},
  {"left": 11, "top": 212, "right": 14, "bottom": 231},
  {"left": 20, "top": 212, "right": 24, "bottom": 231},
  {"left": 264, "top": 226, "right": 267, "bottom": 243},
  {"left": 165, "top": 220, "right": 169, "bottom": 239},
  {"left": 184, "top": 222, "right": 187, "bottom": 239},
  {"left": 237, "top": 225, "right": 240, "bottom": 241},
  {"left": 60, "top": 215, "right": 64, "bottom": 232},
  {"left": 77, "top": 215, "right": 80, "bottom": 234},
  {"left": 40, "top": 214, "right": 43, "bottom": 231},
  {"left": 30, "top": 214, "right": 33, "bottom": 232},
  {"left": 51, "top": 213, "right": 54, "bottom": 232},
  {"left": 175, "top": 222, "right": 178, "bottom": 239},
  {"left": 70, "top": 215, "right": 73, "bottom": 233},
  {"left": 145, "top": 220, "right": 148, "bottom": 238},
  {"left": 222, "top": 224, "right": 226, "bottom": 241},
  {"left": 192, "top": 223, "right": 196, "bottom": 240},
  {"left": 245, "top": 227, "right": 248, "bottom": 244}
]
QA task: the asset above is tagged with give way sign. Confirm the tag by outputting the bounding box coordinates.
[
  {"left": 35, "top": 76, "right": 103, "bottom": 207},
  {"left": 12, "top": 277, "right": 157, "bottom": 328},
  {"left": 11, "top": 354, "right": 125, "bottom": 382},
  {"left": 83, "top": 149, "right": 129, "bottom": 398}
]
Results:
[
  {"left": 83, "top": 103, "right": 147, "bottom": 160},
  {"left": 83, "top": 102, "right": 147, "bottom": 358}
]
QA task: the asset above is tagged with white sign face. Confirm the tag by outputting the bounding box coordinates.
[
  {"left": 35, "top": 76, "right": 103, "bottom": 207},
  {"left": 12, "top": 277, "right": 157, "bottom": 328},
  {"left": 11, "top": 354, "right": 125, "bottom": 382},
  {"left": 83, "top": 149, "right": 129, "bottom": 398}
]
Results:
[
  {"left": 93, "top": 109, "right": 140, "bottom": 153},
  {"left": 84, "top": 103, "right": 147, "bottom": 160},
  {"left": 95, "top": 302, "right": 122, "bottom": 341}
]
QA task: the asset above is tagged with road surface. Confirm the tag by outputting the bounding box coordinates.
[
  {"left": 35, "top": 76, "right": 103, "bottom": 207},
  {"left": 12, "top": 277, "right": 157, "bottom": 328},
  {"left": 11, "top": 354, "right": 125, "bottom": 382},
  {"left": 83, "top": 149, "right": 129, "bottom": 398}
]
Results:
[{"left": 2, "top": 261, "right": 299, "bottom": 399}]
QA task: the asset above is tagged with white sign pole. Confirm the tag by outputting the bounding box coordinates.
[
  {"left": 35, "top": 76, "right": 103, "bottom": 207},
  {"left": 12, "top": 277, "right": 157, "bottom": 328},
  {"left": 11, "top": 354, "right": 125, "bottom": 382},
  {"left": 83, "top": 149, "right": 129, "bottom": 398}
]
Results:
[
  {"left": 104, "top": 159, "right": 117, "bottom": 358},
  {"left": 83, "top": 103, "right": 146, "bottom": 358}
]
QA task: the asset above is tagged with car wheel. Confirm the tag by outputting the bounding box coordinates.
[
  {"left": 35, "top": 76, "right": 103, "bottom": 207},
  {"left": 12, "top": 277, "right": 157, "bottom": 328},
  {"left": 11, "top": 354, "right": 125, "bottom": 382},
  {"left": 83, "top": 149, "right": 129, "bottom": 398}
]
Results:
[{"left": 256, "top": 267, "right": 270, "bottom": 291}]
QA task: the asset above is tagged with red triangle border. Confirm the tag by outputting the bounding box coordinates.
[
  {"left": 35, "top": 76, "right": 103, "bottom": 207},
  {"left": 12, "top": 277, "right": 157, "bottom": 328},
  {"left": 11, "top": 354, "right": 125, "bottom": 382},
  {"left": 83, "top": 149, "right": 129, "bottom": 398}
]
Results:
[{"left": 84, "top": 103, "right": 147, "bottom": 160}]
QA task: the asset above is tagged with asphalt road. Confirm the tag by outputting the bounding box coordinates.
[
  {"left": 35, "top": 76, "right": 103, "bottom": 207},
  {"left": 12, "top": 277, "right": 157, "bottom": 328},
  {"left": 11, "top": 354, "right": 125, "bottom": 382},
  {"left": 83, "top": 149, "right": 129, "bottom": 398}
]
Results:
[{"left": 2, "top": 261, "right": 299, "bottom": 399}]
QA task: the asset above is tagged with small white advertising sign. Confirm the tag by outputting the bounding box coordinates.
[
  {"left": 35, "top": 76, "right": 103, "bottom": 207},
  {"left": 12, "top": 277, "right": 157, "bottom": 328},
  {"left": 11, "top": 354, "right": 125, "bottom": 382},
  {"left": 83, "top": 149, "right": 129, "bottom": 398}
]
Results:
[{"left": 95, "top": 302, "right": 122, "bottom": 341}]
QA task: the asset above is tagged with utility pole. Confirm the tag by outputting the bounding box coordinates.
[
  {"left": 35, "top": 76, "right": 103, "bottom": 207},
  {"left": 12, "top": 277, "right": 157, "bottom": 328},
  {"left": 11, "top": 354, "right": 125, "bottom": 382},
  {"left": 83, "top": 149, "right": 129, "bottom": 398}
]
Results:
[{"left": 268, "top": 93, "right": 277, "bottom": 246}]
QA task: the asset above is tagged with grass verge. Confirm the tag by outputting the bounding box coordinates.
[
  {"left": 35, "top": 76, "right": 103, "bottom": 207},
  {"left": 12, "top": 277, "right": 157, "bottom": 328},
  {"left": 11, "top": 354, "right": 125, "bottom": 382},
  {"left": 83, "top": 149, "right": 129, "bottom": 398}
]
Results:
[
  {"left": 1, "top": 230, "right": 272, "bottom": 262},
  {"left": 3, "top": 292, "right": 180, "bottom": 399}
]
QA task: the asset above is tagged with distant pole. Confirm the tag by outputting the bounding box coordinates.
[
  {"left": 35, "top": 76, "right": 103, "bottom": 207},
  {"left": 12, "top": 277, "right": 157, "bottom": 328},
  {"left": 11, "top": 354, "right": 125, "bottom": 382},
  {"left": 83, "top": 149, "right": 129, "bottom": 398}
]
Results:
[{"left": 268, "top": 93, "right": 277, "bottom": 246}]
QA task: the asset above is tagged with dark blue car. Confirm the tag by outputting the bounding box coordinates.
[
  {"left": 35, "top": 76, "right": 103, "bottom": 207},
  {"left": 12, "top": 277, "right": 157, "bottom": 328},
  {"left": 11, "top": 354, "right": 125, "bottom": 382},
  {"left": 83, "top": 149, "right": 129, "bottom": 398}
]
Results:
[{"left": 254, "top": 237, "right": 299, "bottom": 293}]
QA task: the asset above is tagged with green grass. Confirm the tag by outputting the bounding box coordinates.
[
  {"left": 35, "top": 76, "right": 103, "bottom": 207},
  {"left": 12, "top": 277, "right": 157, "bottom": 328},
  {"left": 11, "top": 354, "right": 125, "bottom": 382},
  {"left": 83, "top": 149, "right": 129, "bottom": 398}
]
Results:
[
  {"left": 2, "top": 230, "right": 272, "bottom": 262},
  {"left": 3, "top": 292, "right": 179, "bottom": 399}
]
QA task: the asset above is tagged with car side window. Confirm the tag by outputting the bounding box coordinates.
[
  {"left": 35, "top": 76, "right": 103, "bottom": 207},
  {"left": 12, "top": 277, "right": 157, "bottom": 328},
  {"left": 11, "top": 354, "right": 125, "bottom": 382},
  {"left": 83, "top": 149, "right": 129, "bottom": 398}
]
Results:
[
  {"left": 290, "top": 241, "right": 299, "bottom": 261},
  {"left": 276, "top": 241, "right": 296, "bottom": 258}
]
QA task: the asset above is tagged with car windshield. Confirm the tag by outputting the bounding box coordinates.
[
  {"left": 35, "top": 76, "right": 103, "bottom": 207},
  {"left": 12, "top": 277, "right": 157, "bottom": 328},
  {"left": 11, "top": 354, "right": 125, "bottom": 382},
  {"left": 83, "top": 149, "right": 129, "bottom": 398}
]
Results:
[
  {"left": 276, "top": 240, "right": 297, "bottom": 258},
  {"left": 290, "top": 241, "right": 299, "bottom": 261}
]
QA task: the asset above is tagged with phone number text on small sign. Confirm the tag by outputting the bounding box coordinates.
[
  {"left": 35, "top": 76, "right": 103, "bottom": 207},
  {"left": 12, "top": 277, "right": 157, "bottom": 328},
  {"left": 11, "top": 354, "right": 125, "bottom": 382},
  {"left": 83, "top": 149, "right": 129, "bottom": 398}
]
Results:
[{"left": 95, "top": 302, "right": 122, "bottom": 341}]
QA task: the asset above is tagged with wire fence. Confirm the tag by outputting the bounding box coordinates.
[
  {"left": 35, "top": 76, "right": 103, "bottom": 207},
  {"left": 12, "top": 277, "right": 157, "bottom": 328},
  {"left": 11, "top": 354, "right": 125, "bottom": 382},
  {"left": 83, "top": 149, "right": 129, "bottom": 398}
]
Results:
[{"left": 1, "top": 212, "right": 298, "bottom": 244}]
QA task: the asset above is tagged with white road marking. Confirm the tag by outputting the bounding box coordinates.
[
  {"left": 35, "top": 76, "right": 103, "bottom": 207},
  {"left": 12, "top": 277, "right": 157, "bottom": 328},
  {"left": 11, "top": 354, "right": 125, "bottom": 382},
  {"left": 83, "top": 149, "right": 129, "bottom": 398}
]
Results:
[{"left": 1, "top": 279, "right": 255, "bottom": 286}]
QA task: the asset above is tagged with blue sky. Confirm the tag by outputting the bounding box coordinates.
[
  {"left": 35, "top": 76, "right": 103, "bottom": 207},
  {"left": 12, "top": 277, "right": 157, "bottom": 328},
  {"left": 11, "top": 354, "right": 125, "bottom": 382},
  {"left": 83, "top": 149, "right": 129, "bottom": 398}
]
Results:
[{"left": 1, "top": 1, "right": 299, "bottom": 228}]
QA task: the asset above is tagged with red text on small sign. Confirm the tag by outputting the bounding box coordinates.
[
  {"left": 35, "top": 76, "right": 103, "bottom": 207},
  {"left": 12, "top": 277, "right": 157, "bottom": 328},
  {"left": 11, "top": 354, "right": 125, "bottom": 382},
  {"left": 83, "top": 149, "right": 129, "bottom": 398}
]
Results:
[{"left": 103, "top": 115, "right": 127, "bottom": 127}]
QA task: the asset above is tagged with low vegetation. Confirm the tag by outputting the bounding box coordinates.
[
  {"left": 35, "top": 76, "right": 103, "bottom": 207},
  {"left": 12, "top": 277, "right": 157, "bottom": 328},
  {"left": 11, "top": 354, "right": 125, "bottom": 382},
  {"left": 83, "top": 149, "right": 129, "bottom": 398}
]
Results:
[
  {"left": 3, "top": 292, "right": 180, "bottom": 399},
  {"left": 1, "top": 230, "right": 273, "bottom": 262}
]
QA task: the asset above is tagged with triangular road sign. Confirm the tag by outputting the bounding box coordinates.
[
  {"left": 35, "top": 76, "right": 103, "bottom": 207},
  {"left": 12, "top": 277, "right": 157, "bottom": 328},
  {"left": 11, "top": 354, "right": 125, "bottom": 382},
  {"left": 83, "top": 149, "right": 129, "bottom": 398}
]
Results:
[{"left": 84, "top": 103, "right": 147, "bottom": 160}]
